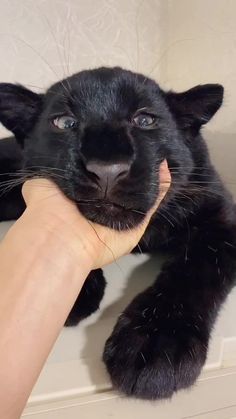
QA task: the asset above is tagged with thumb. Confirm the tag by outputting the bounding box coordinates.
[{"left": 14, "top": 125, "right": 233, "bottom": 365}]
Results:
[{"left": 22, "top": 178, "right": 66, "bottom": 207}]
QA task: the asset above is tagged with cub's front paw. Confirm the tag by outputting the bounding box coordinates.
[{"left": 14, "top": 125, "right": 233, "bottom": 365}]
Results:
[{"left": 103, "top": 290, "right": 208, "bottom": 400}]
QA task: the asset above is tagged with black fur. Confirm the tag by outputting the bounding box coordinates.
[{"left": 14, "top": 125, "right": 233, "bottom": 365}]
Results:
[{"left": 0, "top": 67, "right": 235, "bottom": 400}]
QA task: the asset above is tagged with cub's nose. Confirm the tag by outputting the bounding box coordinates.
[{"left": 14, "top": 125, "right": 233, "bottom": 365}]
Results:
[{"left": 85, "top": 161, "right": 130, "bottom": 191}]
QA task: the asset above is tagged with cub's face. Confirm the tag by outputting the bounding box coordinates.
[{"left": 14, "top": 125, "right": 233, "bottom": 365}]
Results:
[{"left": 0, "top": 67, "right": 223, "bottom": 229}]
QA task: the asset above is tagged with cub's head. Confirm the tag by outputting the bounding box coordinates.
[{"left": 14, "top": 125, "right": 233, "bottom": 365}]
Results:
[{"left": 0, "top": 67, "right": 223, "bottom": 229}]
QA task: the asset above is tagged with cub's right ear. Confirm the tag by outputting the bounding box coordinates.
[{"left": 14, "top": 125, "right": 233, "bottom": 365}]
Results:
[
  {"left": 0, "top": 83, "right": 43, "bottom": 145},
  {"left": 166, "top": 84, "right": 224, "bottom": 132}
]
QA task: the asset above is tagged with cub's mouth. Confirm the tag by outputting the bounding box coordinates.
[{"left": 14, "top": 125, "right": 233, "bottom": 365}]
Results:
[{"left": 76, "top": 198, "right": 146, "bottom": 231}]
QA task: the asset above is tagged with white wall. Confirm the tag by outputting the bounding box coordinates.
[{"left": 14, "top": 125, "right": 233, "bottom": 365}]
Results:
[
  {"left": 0, "top": 1, "right": 166, "bottom": 88},
  {"left": 162, "top": 0, "right": 236, "bottom": 196},
  {"left": 0, "top": 0, "right": 168, "bottom": 136},
  {"left": 165, "top": 0, "right": 236, "bottom": 134}
]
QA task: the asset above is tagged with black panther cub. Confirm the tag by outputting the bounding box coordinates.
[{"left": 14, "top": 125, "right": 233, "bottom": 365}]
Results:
[{"left": 0, "top": 67, "right": 236, "bottom": 400}]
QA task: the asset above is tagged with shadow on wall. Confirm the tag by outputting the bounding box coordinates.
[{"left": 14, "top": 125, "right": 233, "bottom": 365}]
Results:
[{"left": 204, "top": 131, "right": 236, "bottom": 197}]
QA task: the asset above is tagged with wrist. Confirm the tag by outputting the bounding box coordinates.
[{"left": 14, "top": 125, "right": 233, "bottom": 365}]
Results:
[{"left": 6, "top": 207, "right": 96, "bottom": 280}]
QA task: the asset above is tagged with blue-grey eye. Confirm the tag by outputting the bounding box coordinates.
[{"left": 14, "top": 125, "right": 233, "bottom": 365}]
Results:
[
  {"left": 132, "top": 113, "right": 157, "bottom": 129},
  {"left": 52, "top": 115, "right": 77, "bottom": 130}
]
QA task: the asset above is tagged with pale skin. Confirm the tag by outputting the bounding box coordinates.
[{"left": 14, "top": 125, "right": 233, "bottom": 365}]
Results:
[{"left": 0, "top": 160, "right": 170, "bottom": 419}]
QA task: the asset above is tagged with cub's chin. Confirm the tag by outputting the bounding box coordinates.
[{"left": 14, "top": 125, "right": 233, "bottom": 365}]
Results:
[{"left": 76, "top": 200, "right": 146, "bottom": 231}]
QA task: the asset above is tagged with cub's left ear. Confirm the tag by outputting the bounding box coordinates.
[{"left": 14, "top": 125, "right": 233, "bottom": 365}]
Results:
[
  {"left": 0, "top": 83, "right": 43, "bottom": 144},
  {"left": 166, "top": 84, "right": 224, "bottom": 131}
]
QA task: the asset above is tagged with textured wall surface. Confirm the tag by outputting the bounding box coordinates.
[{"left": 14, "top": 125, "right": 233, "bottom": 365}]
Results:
[
  {"left": 0, "top": 0, "right": 168, "bottom": 136},
  {"left": 165, "top": 0, "right": 236, "bottom": 135},
  {"left": 163, "top": 0, "right": 236, "bottom": 195},
  {"left": 0, "top": 1, "right": 166, "bottom": 85}
]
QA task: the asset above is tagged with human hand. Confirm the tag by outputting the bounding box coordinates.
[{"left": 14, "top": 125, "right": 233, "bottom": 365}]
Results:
[{"left": 22, "top": 160, "right": 171, "bottom": 269}]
